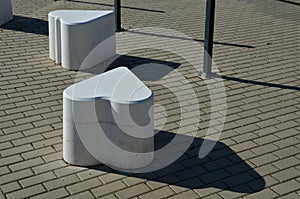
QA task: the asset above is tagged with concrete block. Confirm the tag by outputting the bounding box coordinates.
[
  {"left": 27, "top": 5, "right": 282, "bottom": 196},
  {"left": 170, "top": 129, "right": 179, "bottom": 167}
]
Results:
[
  {"left": 63, "top": 67, "right": 154, "bottom": 171},
  {"left": 49, "top": 10, "right": 116, "bottom": 70},
  {"left": 0, "top": 0, "right": 13, "bottom": 26}
]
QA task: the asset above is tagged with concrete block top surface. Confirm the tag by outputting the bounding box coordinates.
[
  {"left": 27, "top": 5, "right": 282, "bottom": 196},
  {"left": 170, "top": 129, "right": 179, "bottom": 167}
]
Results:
[
  {"left": 48, "top": 10, "right": 113, "bottom": 25},
  {"left": 63, "top": 67, "right": 153, "bottom": 103}
]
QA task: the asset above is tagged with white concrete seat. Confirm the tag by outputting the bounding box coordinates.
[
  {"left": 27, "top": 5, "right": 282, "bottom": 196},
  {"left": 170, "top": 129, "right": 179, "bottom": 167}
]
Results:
[
  {"left": 63, "top": 67, "right": 154, "bottom": 170},
  {"left": 0, "top": 0, "right": 13, "bottom": 26},
  {"left": 49, "top": 10, "right": 116, "bottom": 70}
]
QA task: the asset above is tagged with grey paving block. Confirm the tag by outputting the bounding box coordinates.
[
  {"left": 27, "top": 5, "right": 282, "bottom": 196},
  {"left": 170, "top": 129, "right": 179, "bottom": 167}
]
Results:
[
  {"left": 91, "top": 180, "right": 127, "bottom": 198},
  {"left": 6, "top": 184, "right": 46, "bottom": 199},
  {"left": 271, "top": 180, "right": 300, "bottom": 195},
  {"left": 116, "top": 183, "right": 151, "bottom": 199}
]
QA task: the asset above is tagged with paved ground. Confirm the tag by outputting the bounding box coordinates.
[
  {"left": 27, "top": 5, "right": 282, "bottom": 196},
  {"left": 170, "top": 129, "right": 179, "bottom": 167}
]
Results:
[{"left": 1, "top": 0, "right": 300, "bottom": 198}]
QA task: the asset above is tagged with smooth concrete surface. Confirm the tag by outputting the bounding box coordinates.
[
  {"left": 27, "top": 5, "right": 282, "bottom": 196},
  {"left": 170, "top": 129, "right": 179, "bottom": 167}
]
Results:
[
  {"left": 0, "top": 0, "right": 13, "bottom": 26},
  {"left": 63, "top": 67, "right": 154, "bottom": 169},
  {"left": 49, "top": 10, "right": 116, "bottom": 70}
]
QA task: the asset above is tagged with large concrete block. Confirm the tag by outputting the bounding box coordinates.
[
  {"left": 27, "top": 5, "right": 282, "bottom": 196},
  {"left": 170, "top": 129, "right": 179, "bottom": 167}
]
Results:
[
  {"left": 63, "top": 67, "right": 154, "bottom": 170},
  {"left": 48, "top": 10, "right": 116, "bottom": 70},
  {"left": 0, "top": 0, "right": 13, "bottom": 26}
]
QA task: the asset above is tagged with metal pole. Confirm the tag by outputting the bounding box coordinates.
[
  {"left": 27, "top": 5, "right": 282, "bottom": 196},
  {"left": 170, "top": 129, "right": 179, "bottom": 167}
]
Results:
[
  {"left": 202, "top": 0, "right": 216, "bottom": 78},
  {"left": 114, "top": 0, "right": 122, "bottom": 31}
]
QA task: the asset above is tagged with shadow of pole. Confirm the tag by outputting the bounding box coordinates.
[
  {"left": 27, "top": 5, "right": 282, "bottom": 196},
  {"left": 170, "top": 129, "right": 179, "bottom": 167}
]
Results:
[
  {"left": 66, "top": 0, "right": 166, "bottom": 13},
  {"left": 215, "top": 74, "right": 300, "bottom": 92},
  {"left": 126, "top": 30, "right": 255, "bottom": 49}
]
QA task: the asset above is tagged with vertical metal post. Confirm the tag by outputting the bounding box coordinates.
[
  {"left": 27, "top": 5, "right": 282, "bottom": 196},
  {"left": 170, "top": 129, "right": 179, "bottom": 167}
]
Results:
[
  {"left": 114, "top": 0, "right": 122, "bottom": 31},
  {"left": 202, "top": 0, "right": 216, "bottom": 78}
]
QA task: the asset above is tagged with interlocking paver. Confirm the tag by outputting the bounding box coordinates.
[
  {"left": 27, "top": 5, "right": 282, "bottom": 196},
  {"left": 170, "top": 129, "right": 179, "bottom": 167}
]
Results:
[
  {"left": 64, "top": 191, "right": 94, "bottom": 199},
  {"left": 271, "top": 180, "right": 300, "bottom": 196},
  {"left": 115, "top": 183, "right": 151, "bottom": 199},
  {"left": 44, "top": 174, "right": 80, "bottom": 191},
  {"left": 0, "top": 181, "right": 21, "bottom": 194},
  {"left": 273, "top": 156, "right": 300, "bottom": 170},
  {"left": 6, "top": 184, "right": 46, "bottom": 199},
  {"left": 91, "top": 180, "right": 127, "bottom": 198},
  {"left": 21, "top": 146, "right": 56, "bottom": 160},
  {"left": 243, "top": 188, "right": 279, "bottom": 199},
  {"left": 32, "top": 160, "right": 67, "bottom": 174},
  {"left": 66, "top": 178, "right": 102, "bottom": 195},
  {"left": 9, "top": 157, "right": 44, "bottom": 172},
  {"left": 0, "top": 169, "right": 33, "bottom": 185},
  {"left": 31, "top": 187, "right": 69, "bottom": 199}
]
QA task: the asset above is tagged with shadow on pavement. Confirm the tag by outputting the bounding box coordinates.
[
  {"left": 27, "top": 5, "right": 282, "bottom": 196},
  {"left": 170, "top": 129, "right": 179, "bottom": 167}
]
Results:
[
  {"left": 1, "top": 15, "right": 48, "bottom": 35},
  {"left": 82, "top": 54, "right": 181, "bottom": 81},
  {"left": 88, "top": 130, "right": 265, "bottom": 193},
  {"left": 217, "top": 74, "right": 300, "bottom": 91},
  {"left": 276, "top": 0, "right": 300, "bottom": 6},
  {"left": 127, "top": 30, "right": 256, "bottom": 49},
  {"left": 66, "top": 0, "right": 166, "bottom": 13}
]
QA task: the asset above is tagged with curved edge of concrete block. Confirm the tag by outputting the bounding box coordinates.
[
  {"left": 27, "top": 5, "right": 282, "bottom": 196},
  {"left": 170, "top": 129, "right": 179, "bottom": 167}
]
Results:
[
  {"left": 63, "top": 67, "right": 154, "bottom": 170},
  {"left": 0, "top": 0, "right": 13, "bottom": 26},
  {"left": 49, "top": 10, "right": 116, "bottom": 70}
]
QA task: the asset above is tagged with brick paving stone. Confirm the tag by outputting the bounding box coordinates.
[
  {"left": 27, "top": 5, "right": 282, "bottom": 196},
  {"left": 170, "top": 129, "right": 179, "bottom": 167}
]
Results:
[
  {"left": 12, "top": 134, "right": 44, "bottom": 146},
  {"left": 21, "top": 146, "right": 56, "bottom": 160},
  {"left": 67, "top": 178, "right": 102, "bottom": 195},
  {"left": 204, "top": 194, "right": 223, "bottom": 199},
  {"left": 0, "top": 144, "right": 34, "bottom": 157},
  {"left": 271, "top": 180, "right": 300, "bottom": 196},
  {"left": 0, "top": 166, "right": 10, "bottom": 176},
  {"left": 222, "top": 172, "right": 255, "bottom": 188},
  {"left": 272, "top": 167, "right": 300, "bottom": 182},
  {"left": 250, "top": 153, "right": 279, "bottom": 167},
  {"left": 167, "top": 190, "right": 199, "bottom": 199},
  {"left": 91, "top": 180, "right": 127, "bottom": 198},
  {"left": 77, "top": 169, "right": 107, "bottom": 181},
  {"left": 32, "top": 160, "right": 67, "bottom": 174},
  {"left": 122, "top": 176, "right": 147, "bottom": 186},
  {"left": 275, "top": 128, "right": 300, "bottom": 139},
  {"left": 251, "top": 143, "right": 279, "bottom": 155},
  {"left": 31, "top": 187, "right": 69, "bottom": 199},
  {"left": 54, "top": 166, "right": 87, "bottom": 178},
  {"left": 41, "top": 152, "right": 62, "bottom": 163},
  {"left": 1, "top": 181, "right": 21, "bottom": 194},
  {"left": 244, "top": 189, "right": 279, "bottom": 199},
  {"left": 218, "top": 190, "right": 246, "bottom": 199},
  {"left": 9, "top": 157, "right": 44, "bottom": 172},
  {"left": 64, "top": 191, "right": 94, "bottom": 199},
  {"left": 20, "top": 171, "right": 56, "bottom": 188},
  {"left": 44, "top": 174, "right": 80, "bottom": 191},
  {"left": 255, "top": 164, "right": 279, "bottom": 176},
  {"left": 281, "top": 192, "right": 300, "bottom": 199},
  {"left": 0, "top": 169, "right": 34, "bottom": 185},
  {"left": 32, "top": 136, "right": 62, "bottom": 149},
  {"left": 231, "top": 141, "right": 258, "bottom": 153},
  {"left": 0, "top": 142, "right": 13, "bottom": 151},
  {"left": 273, "top": 146, "right": 299, "bottom": 159},
  {"left": 0, "top": 155, "right": 23, "bottom": 167},
  {"left": 273, "top": 156, "right": 300, "bottom": 170},
  {"left": 274, "top": 137, "right": 300, "bottom": 148},
  {"left": 116, "top": 183, "right": 151, "bottom": 199},
  {"left": 6, "top": 184, "right": 46, "bottom": 199},
  {"left": 2, "top": 123, "right": 34, "bottom": 134}
]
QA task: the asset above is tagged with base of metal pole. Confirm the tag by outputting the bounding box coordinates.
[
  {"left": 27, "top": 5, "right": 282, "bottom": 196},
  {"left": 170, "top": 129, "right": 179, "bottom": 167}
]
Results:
[{"left": 202, "top": 0, "right": 216, "bottom": 79}]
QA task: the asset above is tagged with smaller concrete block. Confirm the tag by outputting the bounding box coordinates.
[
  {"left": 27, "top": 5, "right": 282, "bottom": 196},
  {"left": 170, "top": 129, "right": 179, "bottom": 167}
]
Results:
[
  {"left": 0, "top": 0, "right": 13, "bottom": 26},
  {"left": 48, "top": 10, "right": 116, "bottom": 70}
]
